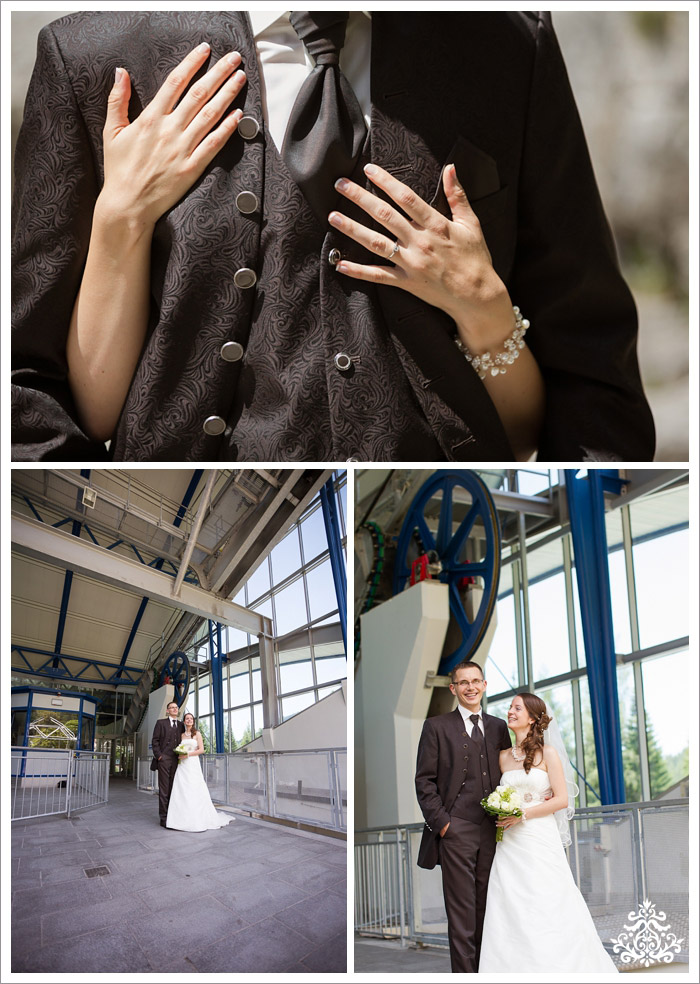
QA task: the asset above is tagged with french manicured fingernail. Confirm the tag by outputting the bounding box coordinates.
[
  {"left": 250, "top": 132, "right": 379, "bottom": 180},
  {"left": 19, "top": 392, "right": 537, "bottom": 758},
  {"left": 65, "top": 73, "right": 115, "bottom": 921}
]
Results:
[
  {"left": 196, "top": 42, "right": 210, "bottom": 53},
  {"left": 227, "top": 51, "right": 241, "bottom": 65},
  {"left": 234, "top": 70, "right": 246, "bottom": 83},
  {"left": 328, "top": 212, "right": 342, "bottom": 226},
  {"left": 114, "top": 67, "right": 123, "bottom": 83},
  {"left": 336, "top": 262, "right": 347, "bottom": 273},
  {"left": 364, "top": 163, "right": 377, "bottom": 175},
  {"left": 335, "top": 178, "right": 349, "bottom": 192}
]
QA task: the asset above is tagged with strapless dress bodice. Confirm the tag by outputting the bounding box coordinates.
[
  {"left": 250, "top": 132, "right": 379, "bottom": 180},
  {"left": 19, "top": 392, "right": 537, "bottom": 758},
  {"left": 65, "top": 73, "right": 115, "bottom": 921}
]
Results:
[{"left": 500, "top": 767, "right": 553, "bottom": 806}]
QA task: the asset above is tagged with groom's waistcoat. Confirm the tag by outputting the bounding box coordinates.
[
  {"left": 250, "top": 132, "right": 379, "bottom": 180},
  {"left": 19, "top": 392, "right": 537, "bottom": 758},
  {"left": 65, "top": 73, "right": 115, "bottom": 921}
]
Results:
[
  {"left": 449, "top": 728, "right": 495, "bottom": 824},
  {"left": 210, "top": 111, "right": 449, "bottom": 461},
  {"left": 155, "top": 719, "right": 184, "bottom": 757}
]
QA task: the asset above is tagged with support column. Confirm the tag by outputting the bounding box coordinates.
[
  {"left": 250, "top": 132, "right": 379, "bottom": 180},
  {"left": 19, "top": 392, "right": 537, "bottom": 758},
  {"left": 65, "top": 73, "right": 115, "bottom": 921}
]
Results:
[
  {"left": 320, "top": 478, "right": 347, "bottom": 653},
  {"left": 565, "top": 469, "right": 626, "bottom": 804},
  {"left": 259, "top": 627, "right": 278, "bottom": 732},
  {"left": 208, "top": 621, "right": 225, "bottom": 753}
]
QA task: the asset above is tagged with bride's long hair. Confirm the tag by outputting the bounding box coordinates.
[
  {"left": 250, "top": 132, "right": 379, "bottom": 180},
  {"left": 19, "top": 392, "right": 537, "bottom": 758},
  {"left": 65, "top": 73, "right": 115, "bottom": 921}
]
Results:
[
  {"left": 183, "top": 712, "right": 198, "bottom": 740},
  {"left": 517, "top": 693, "right": 552, "bottom": 774}
]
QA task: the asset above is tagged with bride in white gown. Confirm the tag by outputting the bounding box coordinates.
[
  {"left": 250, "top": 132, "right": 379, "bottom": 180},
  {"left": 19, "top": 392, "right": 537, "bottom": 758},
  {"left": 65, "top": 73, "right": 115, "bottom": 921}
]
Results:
[
  {"left": 166, "top": 713, "right": 234, "bottom": 832},
  {"left": 479, "top": 693, "right": 617, "bottom": 973}
]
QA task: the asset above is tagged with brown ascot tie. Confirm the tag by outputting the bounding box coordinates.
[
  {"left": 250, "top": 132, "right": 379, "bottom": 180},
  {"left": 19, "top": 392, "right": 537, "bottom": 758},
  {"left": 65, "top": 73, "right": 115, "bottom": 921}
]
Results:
[{"left": 282, "top": 11, "right": 367, "bottom": 224}]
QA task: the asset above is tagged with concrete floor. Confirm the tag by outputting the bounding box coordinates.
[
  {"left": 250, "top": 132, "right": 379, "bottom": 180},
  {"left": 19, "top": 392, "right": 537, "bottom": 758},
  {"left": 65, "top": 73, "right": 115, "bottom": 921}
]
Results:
[{"left": 11, "top": 777, "right": 347, "bottom": 974}]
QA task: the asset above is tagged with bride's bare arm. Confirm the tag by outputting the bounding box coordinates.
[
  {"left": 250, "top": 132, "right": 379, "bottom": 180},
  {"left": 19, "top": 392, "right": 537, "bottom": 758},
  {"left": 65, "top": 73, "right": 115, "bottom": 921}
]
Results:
[
  {"left": 66, "top": 43, "right": 247, "bottom": 441},
  {"left": 189, "top": 733, "right": 205, "bottom": 757}
]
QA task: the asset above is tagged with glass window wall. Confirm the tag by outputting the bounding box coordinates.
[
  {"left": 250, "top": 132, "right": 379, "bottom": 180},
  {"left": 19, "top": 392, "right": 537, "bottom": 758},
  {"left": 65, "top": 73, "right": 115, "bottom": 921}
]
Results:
[
  {"left": 485, "top": 473, "right": 688, "bottom": 807},
  {"left": 186, "top": 472, "right": 347, "bottom": 749}
]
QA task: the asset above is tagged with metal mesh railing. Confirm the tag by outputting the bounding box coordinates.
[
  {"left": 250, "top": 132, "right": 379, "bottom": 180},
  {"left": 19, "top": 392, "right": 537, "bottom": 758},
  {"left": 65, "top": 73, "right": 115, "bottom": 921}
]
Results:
[
  {"left": 137, "top": 747, "right": 346, "bottom": 832},
  {"left": 11, "top": 747, "right": 110, "bottom": 820},
  {"left": 355, "top": 799, "right": 689, "bottom": 968}
]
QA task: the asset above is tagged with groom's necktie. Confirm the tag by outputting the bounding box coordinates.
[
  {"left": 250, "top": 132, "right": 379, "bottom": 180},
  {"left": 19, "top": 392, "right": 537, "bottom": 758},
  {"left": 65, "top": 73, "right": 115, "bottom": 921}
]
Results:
[
  {"left": 281, "top": 11, "right": 367, "bottom": 223},
  {"left": 469, "top": 714, "right": 483, "bottom": 743}
]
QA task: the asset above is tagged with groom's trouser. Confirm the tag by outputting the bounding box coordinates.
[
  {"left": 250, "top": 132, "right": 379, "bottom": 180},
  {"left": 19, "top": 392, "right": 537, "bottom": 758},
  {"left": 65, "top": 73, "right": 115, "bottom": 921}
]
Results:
[
  {"left": 438, "top": 815, "right": 497, "bottom": 973},
  {"left": 157, "top": 755, "right": 178, "bottom": 822}
]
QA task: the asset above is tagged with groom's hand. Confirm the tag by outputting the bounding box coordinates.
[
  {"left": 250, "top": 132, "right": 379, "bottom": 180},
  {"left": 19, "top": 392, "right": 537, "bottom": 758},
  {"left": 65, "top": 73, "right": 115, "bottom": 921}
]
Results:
[{"left": 440, "top": 822, "right": 450, "bottom": 837}]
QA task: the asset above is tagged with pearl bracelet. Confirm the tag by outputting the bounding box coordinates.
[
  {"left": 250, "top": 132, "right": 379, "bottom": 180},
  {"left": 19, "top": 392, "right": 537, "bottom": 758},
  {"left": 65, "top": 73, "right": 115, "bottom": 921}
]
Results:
[
  {"left": 521, "top": 809, "right": 528, "bottom": 824},
  {"left": 454, "top": 306, "right": 530, "bottom": 379}
]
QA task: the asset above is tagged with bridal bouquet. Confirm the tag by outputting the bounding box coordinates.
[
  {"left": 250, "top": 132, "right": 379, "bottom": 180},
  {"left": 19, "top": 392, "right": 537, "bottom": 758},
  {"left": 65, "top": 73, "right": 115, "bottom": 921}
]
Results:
[
  {"left": 173, "top": 743, "right": 189, "bottom": 757},
  {"left": 481, "top": 784, "right": 522, "bottom": 841}
]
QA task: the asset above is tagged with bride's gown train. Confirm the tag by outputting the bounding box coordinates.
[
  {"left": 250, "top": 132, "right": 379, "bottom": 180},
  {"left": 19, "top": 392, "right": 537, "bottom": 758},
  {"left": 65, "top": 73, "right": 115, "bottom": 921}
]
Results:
[
  {"left": 479, "top": 768, "right": 617, "bottom": 973},
  {"left": 166, "top": 738, "right": 234, "bottom": 832}
]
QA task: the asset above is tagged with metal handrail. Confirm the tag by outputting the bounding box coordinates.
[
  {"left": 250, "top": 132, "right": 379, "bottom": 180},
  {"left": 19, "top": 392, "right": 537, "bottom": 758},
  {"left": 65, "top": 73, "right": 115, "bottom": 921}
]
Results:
[
  {"left": 355, "top": 800, "right": 689, "bottom": 963},
  {"left": 136, "top": 746, "right": 346, "bottom": 832},
  {"left": 11, "top": 747, "right": 110, "bottom": 821}
]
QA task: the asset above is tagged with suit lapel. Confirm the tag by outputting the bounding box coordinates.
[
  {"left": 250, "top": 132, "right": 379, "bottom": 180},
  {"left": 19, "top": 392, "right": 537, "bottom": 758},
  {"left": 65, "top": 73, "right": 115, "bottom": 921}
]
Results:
[
  {"left": 367, "top": 17, "right": 513, "bottom": 461},
  {"left": 369, "top": 14, "right": 442, "bottom": 209},
  {"left": 483, "top": 712, "right": 505, "bottom": 779}
]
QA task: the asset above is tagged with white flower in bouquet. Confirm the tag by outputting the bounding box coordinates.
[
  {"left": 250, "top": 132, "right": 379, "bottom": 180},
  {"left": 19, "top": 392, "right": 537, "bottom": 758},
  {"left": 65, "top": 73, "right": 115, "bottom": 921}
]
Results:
[
  {"left": 481, "top": 784, "right": 523, "bottom": 841},
  {"left": 173, "top": 742, "right": 189, "bottom": 756}
]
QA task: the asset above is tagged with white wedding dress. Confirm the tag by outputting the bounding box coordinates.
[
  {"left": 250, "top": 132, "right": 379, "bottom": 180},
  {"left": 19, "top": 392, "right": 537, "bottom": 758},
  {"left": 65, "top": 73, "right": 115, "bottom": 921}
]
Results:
[
  {"left": 479, "top": 768, "right": 617, "bottom": 973},
  {"left": 166, "top": 738, "right": 234, "bottom": 832}
]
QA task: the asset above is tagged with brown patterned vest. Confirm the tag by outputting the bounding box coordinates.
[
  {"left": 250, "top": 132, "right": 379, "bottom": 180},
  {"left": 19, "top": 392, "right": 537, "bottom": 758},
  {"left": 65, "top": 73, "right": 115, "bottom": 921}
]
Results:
[
  {"left": 219, "top": 127, "right": 446, "bottom": 461},
  {"left": 449, "top": 724, "right": 496, "bottom": 824}
]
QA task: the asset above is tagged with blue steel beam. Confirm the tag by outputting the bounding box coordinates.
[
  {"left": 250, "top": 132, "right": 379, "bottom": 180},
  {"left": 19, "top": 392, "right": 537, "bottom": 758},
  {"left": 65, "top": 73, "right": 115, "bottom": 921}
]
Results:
[
  {"left": 210, "top": 622, "right": 225, "bottom": 752},
  {"left": 22, "top": 498, "right": 199, "bottom": 582},
  {"left": 23, "top": 496, "right": 44, "bottom": 523},
  {"left": 565, "top": 469, "right": 626, "bottom": 804},
  {"left": 320, "top": 478, "right": 347, "bottom": 654},
  {"left": 206, "top": 621, "right": 225, "bottom": 752},
  {"left": 53, "top": 469, "right": 90, "bottom": 666},
  {"left": 12, "top": 645, "right": 142, "bottom": 686},
  {"left": 81, "top": 524, "right": 100, "bottom": 545}
]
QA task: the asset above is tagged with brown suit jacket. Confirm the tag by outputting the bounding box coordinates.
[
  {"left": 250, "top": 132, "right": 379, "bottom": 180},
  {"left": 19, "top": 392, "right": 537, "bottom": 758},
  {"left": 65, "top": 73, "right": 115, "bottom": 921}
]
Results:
[
  {"left": 415, "top": 708, "right": 511, "bottom": 869},
  {"left": 12, "top": 12, "right": 654, "bottom": 461},
  {"left": 151, "top": 717, "right": 185, "bottom": 761}
]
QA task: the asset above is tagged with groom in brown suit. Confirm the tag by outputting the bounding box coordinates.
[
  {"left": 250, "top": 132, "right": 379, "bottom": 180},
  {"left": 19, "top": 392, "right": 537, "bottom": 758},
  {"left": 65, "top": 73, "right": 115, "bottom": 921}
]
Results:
[
  {"left": 151, "top": 701, "right": 186, "bottom": 827},
  {"left": 415, "top": 660, "right": 511, "bottom": 972}
]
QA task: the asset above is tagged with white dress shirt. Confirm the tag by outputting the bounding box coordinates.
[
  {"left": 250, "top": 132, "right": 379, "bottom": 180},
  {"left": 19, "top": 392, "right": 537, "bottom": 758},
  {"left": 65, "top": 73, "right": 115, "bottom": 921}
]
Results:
[
  {"left": 458, "top": 704, "right": 485, "bottom": 737},
  {"left": 247, "top": 11, "right": 372, "bottom": 150}
]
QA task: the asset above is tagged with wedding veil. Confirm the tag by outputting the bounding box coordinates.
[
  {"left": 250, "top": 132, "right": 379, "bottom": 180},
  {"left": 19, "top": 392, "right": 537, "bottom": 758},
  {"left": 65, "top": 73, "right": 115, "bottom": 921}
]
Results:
[{"left": 543, "top": 704, "right": 579, "bottom": 848}]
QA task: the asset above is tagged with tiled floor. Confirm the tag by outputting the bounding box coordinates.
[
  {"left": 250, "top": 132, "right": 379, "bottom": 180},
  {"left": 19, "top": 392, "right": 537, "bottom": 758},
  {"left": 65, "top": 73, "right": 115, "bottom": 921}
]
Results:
[{"left": 11, "top": 777, "right": 347, "bottom": 974}]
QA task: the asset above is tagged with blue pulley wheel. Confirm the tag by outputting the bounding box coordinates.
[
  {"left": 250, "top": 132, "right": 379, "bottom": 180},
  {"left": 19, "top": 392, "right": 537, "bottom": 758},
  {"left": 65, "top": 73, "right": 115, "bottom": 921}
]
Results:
[
  {"left": 392, "top": 470, "right": 501, "bottom": 675},
  {"left": 159, "top": 651, "right": 190, "bottom": 707}
]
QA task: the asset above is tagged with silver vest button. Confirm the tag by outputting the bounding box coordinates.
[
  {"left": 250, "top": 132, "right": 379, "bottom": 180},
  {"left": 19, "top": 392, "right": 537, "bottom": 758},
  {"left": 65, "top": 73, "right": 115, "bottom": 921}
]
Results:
[
  {"left": 220, "top": 341, "right": 244, "bottom": 362},
  {"left": 238, "top": 116, "right": 260, "bottom": 140},
  {"left": 328, "top": 248, "right": 343, "bottom": 266},
  {"left": 346, "top": 457, "right": 359, "bottom": 462},
  {"left": 334, "top": 352, "right": 353, "bottom": 372},
  {"left": 233, "top": 268, "right": 257, "bottom": 289},
  {"left": 202, "top": 415, "right": 226, "bottom": 436},
  {"left": 236, "top": 191, "right": 258, "bottom": 214}
]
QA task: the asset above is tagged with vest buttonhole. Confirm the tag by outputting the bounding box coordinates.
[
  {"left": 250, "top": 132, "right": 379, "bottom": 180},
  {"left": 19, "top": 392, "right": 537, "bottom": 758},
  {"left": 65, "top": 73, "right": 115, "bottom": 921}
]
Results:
[{"left": 396, "top": 310, "right": 422, "bottom": 324}]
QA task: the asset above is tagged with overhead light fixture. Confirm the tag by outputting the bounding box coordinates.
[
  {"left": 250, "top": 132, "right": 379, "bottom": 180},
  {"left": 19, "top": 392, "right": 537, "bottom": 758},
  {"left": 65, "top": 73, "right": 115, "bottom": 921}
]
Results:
[{"left": 82, "top": 487, "right": 97, "bottom": 509}]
